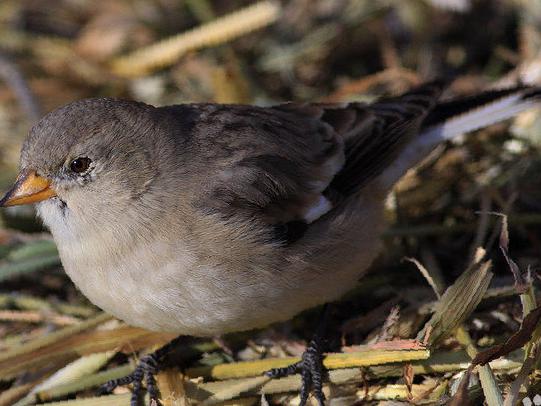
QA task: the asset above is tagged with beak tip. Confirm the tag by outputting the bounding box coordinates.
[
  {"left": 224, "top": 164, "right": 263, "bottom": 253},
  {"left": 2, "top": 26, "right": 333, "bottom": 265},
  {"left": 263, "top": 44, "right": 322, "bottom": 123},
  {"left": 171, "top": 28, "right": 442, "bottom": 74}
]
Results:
[
  {"left": 0, "top": 192, "right": 12, "bottom": 207},
  {"left": 0, "top": 170, "right": 56, "bottom": 207}
]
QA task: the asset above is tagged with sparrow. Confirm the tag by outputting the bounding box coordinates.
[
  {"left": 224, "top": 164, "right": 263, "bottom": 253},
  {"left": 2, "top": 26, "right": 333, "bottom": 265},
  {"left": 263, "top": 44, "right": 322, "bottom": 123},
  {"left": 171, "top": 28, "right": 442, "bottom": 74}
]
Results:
[{"left": 1, "top": 81, "right": 540, "bottom": 405}]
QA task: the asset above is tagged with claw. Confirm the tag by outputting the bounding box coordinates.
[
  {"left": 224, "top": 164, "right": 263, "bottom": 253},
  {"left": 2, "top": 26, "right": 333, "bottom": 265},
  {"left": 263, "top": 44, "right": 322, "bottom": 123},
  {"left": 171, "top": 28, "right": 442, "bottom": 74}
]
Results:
[
  {"left": 98, "top": 336, "right": 185, "bottom": 406},
  {"left": 265, "top": 305, "right": 330, "bottom": 406},
  {"left": 265, "top": 336, "right": 327, "bottom": 406}
]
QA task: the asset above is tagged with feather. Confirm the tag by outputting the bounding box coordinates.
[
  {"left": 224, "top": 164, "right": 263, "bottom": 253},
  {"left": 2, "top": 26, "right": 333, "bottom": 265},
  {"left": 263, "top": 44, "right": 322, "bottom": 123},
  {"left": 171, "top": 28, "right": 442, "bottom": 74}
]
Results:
[{"left": 378, "top": 86, "right": 541, "bottom": 189}]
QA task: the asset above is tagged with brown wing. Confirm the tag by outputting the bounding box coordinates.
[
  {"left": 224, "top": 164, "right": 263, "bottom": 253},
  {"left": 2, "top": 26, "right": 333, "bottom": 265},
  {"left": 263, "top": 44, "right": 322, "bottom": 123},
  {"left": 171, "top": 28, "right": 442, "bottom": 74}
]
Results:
[
  {"left": 328, "top": 80, "right": 447, "bottom": 194},
  {"left": 182, "top": 82, "right": 446, "bottom": 243},
  {"left": 187, "top": 103, "right": 345, "bottom": 228}
]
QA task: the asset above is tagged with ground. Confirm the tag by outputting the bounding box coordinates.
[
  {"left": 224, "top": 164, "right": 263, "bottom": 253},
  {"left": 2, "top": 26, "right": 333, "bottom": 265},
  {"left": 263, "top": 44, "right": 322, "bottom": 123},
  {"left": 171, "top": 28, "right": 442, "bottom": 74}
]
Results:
[{"left": 1, "top": 0, "right": 541, "bottom": 405}]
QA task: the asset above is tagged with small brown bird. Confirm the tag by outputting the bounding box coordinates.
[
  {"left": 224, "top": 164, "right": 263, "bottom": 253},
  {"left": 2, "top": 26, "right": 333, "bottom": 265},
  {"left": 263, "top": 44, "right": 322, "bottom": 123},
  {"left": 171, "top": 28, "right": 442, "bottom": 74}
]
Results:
[{"left": 1, "top": 81, "right": 540, "bottom": 405}]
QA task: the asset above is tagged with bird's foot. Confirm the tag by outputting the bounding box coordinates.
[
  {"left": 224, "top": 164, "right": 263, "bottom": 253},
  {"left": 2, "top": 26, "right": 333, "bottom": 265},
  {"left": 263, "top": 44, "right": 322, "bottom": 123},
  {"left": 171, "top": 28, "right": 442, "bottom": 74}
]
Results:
[
  {"left": 99, "top": 352, "right": 160, "bottom": 405},
  {"left": 265, "top": 334, "right": 327, "bottom": 406},
  {"left": 99, "top": 336, "right": 183, "bottom": 406}
]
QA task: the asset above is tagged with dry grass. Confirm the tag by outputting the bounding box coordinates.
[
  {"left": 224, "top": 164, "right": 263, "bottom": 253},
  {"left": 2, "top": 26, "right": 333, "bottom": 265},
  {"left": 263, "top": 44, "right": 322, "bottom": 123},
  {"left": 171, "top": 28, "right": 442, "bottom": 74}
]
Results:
[{"left": 1, "top": 0, "right": 541, "bottom": 404}]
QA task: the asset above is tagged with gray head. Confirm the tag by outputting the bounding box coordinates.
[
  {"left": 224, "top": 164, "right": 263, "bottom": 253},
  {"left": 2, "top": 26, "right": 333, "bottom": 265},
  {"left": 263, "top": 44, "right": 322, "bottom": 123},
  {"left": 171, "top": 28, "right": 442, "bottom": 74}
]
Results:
[{"left": 0, "top": 98, "right": 177, "bottom": 232}]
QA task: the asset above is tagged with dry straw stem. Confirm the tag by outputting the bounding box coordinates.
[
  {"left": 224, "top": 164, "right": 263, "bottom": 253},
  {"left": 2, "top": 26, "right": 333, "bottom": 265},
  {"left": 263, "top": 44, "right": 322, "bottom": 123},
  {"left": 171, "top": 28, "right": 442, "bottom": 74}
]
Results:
[
  {"left": 31, "top": 350, "right": 523, "bottom": 404},
  {"left": 503, "top": 347, "right": 537, "bottom": 406},
  {"left": 0, "top": 293, "right": 96, "bottom": 318},
  {"left": 0, "top": 254, "right": 61, "bottom": 281},
  {"left": 409, "top": 247, "right": 501, "bottom": 404},
  {"left": 455, "top": 326, "right": 504, "bottom": 406},
  {"left": 200, "top": 381, "right": 447, "bottom": 405},
  {"left": 14, "top": 351, "right": 116, "bottom": 406},
  {"left": 0, "top": 320, "right": 176, "bottom": 380},
  {"left": 448, "top": 367, "right": 473, "bottom": 406},
  {"left": 37, "top": 367, "right": 430, "bottom": 405},
  {"left": 368, "top": 350, "right": 522, "bottom": 379},
  {"left": 0, "top": 309, "right": 78, "bottom": 326},
  {"left": 185, "top": 346, "right": 430, "bottom": 381},
  {"left": 156, "top": 368, "right": 190, "bottom": 406},
  {"left": 192, "top": 369, "right": 445, "bottom": 404},
  {"left": 200, "top": 375, "right": 270, "bottom": 405},
  {"left": 0, "top": 312, "right": 111, "bottom": 374},
  {"left": 352, "top": 381, "right": 446, "bottom": 403},
  {"left": 0, "top": 383, "right": 34, "bottom": 406},
  {"left": 34, "top": 365, "right": 133, "bottom": 402},
  {"left": 112, "top": 1, "right": 280, "bottom": 77},
  {"left": 497, "top": 213, "right": 540, "bottom": 358},
  {"left": 404, "top": 257, "right": 443, "bottom": 298},
  {"left": 6, "top": 239, "right": 57, "bottom": 261},
  {"left": 33, "top": 393, "right": 134, "bottom": 406},
  {"left": 411, "top": 252, "right": 499, "bottom": 405},
  {"left": 0, "top": 240, "right": 60, "bottom": 281}
]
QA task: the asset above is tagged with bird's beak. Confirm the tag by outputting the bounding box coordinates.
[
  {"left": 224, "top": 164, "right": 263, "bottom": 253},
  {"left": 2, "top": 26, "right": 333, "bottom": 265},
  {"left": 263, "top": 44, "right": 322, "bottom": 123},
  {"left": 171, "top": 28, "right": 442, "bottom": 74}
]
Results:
[{"left": 0, "top": 170, "right": 57, "bottom": 207}]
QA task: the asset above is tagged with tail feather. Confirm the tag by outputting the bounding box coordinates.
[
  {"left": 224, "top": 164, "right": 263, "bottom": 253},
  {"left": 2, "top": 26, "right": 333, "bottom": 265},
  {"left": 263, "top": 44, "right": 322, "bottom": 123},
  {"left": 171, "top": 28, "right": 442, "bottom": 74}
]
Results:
[
  {"left": 378, "top": 86, "right": 541, "bottom": 190},
  {"left": 421, "top": 87, "right": 541, "bottom": 142},
  {"left": 422, "top": 87, "right": 529, "bottom": 128}
]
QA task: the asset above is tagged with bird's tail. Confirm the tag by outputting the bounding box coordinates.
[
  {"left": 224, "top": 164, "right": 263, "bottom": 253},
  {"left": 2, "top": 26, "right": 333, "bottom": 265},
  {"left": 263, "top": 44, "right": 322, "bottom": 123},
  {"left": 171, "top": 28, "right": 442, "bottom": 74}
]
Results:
[{"left": 377, "top": 86, "right": 541, "bottom": 190}]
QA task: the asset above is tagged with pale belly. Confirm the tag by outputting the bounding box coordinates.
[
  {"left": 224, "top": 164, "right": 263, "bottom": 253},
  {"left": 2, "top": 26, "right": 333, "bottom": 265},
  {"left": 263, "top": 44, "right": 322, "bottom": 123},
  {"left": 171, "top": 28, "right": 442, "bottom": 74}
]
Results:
[
  {"left": 56, "top": 234, "right": 383, "bottom": 336},
  {"left": 40, "top": 195, "right": 386, "bottom": 336}
]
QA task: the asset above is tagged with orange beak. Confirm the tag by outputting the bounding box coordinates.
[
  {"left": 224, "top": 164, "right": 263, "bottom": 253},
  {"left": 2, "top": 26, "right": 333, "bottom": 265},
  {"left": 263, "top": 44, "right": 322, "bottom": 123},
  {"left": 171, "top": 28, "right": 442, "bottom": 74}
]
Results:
[{"left": 0, "top": 170, "right": 56, "bottom": 207}]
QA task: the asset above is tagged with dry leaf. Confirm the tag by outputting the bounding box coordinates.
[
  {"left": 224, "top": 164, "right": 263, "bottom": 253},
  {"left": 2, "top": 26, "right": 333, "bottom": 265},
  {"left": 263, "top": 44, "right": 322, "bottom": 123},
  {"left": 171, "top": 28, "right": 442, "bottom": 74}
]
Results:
[{"left": 473, "top": 305, "right": 541, "bottom": 366}]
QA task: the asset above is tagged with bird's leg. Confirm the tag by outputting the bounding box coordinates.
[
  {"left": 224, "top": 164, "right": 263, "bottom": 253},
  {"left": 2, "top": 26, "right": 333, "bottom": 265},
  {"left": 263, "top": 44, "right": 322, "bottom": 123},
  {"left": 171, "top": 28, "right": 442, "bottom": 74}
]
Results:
[
  {"left": 99, "top": 335, "right": 184, "bottom": 406},
  {"left": 265, "top": 304, "right": 330, "bottom": 406}
]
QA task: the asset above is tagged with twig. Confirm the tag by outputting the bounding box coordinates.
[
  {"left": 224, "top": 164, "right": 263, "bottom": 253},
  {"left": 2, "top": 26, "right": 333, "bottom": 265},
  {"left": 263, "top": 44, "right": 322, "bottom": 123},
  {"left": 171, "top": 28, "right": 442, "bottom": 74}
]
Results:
[
  {"left": 0, "top": 52, "right": 41, "bottom": 122},
  {"left": 112, "top": 1, "right": 280, "bottom": 77},
  {"left": 0, "top": 310, "right": 79, "bottom": 326},
  {"left": 324, "top": 68, "right": 420, "bottom": 102}
]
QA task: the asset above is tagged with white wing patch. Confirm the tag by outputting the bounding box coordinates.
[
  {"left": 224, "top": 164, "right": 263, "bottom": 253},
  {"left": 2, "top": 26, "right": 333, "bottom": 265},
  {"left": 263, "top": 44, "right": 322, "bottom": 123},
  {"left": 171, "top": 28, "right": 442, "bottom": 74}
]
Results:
[{"left": 302, "top": 195, "right": 333, "bottom": 223}]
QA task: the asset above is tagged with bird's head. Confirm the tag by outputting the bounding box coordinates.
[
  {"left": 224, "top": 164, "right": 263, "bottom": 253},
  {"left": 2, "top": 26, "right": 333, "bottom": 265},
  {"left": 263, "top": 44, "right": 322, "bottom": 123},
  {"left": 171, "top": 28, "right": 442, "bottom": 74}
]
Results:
[{"left": 0, "top": 98, "right": 170, "bottom": 234}]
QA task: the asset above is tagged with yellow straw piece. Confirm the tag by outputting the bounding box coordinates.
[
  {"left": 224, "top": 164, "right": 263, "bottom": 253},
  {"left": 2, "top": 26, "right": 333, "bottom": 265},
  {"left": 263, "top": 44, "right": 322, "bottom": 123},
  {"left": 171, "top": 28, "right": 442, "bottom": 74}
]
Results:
[{"left": 112, "top": 1, "right": 280, "bottom": 77}]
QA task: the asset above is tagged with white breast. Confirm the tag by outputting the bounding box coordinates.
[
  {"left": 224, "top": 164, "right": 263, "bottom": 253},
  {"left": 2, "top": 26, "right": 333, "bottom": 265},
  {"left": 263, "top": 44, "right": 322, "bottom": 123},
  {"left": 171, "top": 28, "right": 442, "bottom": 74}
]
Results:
[
  {"left": 37, "top": 199, "right": 213, "bottom": 334},
  {"left": 36, "top": 192, "right": 386, "bottom": 337}
]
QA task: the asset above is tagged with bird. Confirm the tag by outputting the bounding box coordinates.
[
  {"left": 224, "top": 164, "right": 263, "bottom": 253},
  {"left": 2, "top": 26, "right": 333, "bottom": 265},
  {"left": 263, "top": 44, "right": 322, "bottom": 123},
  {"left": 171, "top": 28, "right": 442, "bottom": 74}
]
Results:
[{"left": 1, "top": 81, "right": 540, "bottom": 405}]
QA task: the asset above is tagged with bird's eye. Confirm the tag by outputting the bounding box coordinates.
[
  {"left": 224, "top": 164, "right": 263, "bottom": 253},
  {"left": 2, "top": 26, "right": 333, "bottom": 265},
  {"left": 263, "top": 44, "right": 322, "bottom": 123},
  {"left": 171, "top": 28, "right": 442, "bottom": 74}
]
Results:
[{"left": 70, "top": 157, "right": 92, "bottom": 174}]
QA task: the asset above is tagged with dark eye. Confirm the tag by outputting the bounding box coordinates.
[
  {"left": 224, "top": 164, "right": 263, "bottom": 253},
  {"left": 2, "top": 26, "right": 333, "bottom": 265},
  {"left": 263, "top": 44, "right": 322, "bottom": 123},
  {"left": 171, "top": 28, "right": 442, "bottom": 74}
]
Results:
[{"left": 70, "top": 157, "right": 92, "bottom": 173}]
